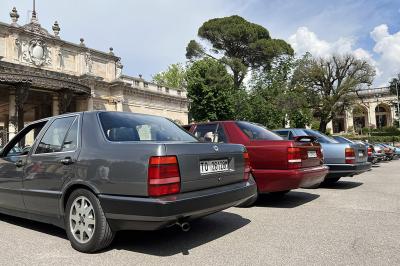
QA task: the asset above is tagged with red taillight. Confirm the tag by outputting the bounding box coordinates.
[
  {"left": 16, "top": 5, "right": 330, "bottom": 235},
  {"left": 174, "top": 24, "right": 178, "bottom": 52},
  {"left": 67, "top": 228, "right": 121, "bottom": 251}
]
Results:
[
  {"left": 367, "top": 147, "right": 372, "bottom": 156},
  {"left": 345, "top": 148, "right": 356, "bottom": 164},
  {"left": 243, "top": 152, "right": 251, "bottom": 181},
  {"left": 288, "top": 147, "right": 302, "bottom": 169},
  {"left": 317, "top": 148, "right": 324, "bottom": 163},
  {"left": 148, "top": 156, "right": 180, "bottom": 197}
]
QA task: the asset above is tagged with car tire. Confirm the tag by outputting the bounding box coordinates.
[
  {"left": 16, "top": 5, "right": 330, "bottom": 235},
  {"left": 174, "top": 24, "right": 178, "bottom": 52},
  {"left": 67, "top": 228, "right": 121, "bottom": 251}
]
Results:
[
  {"left": 65, "top": 189, "right": 115, "bottom": 253},
  {"left": 236, "top": 193, "right": 258, "bottom": 207}
]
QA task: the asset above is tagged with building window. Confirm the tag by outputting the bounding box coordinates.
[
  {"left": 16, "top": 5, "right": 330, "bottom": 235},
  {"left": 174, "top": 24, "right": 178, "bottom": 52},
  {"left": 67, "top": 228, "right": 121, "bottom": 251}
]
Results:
[
  {"left": 134, "top": 81, "right": 139, "bottom": 86},
  {"left": 165, "top": 88, "right": 169, "bottom": 93},
  {"left": 144, "top": 82, "right": 149, "bottom": 88},
  {"left": 157, "top": 86, "right": 162, "bottom": 92},
  {"left": 177, "top": 90, "right": 182, "bottom": 96}
]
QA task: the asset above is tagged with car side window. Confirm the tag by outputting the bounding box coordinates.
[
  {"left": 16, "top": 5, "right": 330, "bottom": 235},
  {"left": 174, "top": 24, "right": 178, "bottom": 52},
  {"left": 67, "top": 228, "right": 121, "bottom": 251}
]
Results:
[
  {"left": 3, "top": 121, "right": 47, "bottom": 157},
  {"left": 275, "top": 130, "right": 289, "bottom": 139},
  {"left": 61, "top": 117, "right": 79, "bottom": 152},
  {"left": 193, "top": 124, "right": 218, "bottom": 142},
  {"left": 288, "top": 131, "right": 294, "bottom": 140},
  {"left": 35, "top": 116, "right": 76, "bottom": 154},
  {"left": 216, "top": 124, "right": 227, "bottom": 143}
]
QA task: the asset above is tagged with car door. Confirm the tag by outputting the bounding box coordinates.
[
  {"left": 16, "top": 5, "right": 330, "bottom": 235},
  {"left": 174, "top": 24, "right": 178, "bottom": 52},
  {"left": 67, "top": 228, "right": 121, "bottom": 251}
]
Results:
[
  {"left": 0, "top": 121, "right": 47, "bottom": 211},
  {"left": 23, "top": 115, "right": 80, "bottom": 217}
]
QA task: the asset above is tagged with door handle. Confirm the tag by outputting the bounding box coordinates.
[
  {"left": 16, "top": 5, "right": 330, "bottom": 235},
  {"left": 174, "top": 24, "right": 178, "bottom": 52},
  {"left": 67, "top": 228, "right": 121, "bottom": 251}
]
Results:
[
  {"left": 15, "top": 160, "right": 25, "bottom": 168},
  {"left": 60, "top": 157, "right": 74, "bottom": 165}
]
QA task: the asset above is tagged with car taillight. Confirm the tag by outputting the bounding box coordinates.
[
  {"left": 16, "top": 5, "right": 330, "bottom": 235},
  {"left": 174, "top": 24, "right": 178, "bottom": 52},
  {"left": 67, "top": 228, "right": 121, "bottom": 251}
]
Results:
[
  {"left": 367, "top": 147, "right": 372, "bottom": 156},
  {"left": 316, "top": 147, "right": 324, "bottom": 163},
  {"left": 243, "top": 152, "right": 251, "bottom": 181},
  {"left": 148, "top": 156, "right": 180, "bottom": 197},
  {"left": 345, "top": 148, "right": 356, "bottom": 164},
  {"left": 288, "top": 147, "right": 302, "bottom": 169}
]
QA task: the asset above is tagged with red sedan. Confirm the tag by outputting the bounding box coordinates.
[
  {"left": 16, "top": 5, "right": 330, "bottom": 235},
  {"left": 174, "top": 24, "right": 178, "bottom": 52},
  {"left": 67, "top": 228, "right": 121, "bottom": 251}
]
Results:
[{"left": 184, "top": 121, "right": 329, "bottom": 205}]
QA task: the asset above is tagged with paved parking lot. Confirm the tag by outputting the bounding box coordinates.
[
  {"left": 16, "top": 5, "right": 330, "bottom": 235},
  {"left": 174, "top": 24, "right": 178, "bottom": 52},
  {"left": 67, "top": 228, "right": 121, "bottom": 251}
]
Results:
[{"left": 1, "top": 160, "right": 399, "bottom": 266}]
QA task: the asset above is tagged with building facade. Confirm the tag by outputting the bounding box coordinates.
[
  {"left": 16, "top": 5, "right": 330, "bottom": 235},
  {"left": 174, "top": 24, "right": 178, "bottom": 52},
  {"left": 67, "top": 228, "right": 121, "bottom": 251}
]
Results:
[
  {"left": 327, "top": 87, "right": 399, "bottom": 134},
  {"left": 0, "top": 7, "right": 188, "bottom": 146}
]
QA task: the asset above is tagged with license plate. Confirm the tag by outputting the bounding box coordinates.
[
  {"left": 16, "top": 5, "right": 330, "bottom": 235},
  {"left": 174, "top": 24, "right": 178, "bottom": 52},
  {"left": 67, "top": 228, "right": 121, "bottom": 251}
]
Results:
[
  {"left": 359, "top": 151, "right": 364, "bottom": 157},
  {"left": 307, "top": 151, "right": 317, "bottom": 158},
  {"left": 200, "top": 159, "right": 229, "bottom": 174}
]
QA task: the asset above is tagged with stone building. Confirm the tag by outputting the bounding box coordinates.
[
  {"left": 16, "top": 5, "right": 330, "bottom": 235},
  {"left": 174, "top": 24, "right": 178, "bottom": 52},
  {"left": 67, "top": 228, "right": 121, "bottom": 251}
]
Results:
[
  {"left": 0, "top": 7, "right": 188, "bottom": 146},
  {"left": 328, "top": 87, "right": 399, "bottom": 134}
]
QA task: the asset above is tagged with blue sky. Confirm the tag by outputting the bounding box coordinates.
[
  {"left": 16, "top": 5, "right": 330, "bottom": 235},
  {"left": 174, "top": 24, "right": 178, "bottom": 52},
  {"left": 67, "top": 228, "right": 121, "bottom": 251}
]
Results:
[{"left": 1, "top": 0, "right": 400, "bottom": 86}]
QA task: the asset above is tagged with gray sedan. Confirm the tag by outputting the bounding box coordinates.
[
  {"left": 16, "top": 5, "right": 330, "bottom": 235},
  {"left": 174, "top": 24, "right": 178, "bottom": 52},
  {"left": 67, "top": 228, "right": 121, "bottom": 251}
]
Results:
[
  {"left": 0, "top": 111, "right": 256, "bottom": 253},
  {"left": 274, "top": 129, "right": 371, "bottom": 183}
]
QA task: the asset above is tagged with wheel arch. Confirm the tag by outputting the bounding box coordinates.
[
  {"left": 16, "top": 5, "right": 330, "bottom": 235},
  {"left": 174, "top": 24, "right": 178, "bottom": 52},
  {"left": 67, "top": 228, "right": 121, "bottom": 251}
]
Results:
[{"left": 61, "top": 181, "right": 100, "bottom": 215}]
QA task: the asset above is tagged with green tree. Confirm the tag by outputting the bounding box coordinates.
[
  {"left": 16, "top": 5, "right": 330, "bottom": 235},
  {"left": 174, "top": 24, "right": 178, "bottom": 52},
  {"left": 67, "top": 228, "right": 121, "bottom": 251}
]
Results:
[
  {"left": 248, "top": 56, "right": 311, "bottom": 129},
  {"left": 292, "top": 53, "right": 375, "bottom": 133},
  {"left": 152, "top": 63, "right": 186, "bottom": 89},
  {"left": 186, "top": 58, "right": 235, "bottom": 121},
  {"left": 186, "top": 15, "right": 293, "bottom": 90}
]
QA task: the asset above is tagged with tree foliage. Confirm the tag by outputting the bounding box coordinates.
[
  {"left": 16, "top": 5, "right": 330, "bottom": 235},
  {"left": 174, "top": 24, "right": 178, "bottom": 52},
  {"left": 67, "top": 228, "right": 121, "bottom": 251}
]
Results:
[
  {"left": 186, "top": 15, "right": 293, "bottom": 89},
  {"left": 389, "top": 74, "right": 400, "bottom": 95},
  {"left": 152, "top": 63, "right": 186, "bottom": 89},
  {"left": 247, "top": 56, "right": 312, "bottom": 129},
  {"left": 185, "top": 58, "right": 235, "bottom": 121},
  {"left": 292, "top": 54, "right": 375, "bottom": 133}
]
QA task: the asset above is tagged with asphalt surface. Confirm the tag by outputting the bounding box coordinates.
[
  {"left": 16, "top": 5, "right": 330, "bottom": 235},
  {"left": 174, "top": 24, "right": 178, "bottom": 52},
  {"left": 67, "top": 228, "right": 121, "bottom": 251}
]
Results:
[{"left": 1, "top": 160, "right": 399, "bottom": 266}]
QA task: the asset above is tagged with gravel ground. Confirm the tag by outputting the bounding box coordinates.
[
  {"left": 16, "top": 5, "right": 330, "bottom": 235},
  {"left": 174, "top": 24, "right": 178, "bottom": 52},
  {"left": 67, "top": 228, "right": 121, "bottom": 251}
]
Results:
[{"left": 1, "top": 160, "right": 399, "bottom": 266}]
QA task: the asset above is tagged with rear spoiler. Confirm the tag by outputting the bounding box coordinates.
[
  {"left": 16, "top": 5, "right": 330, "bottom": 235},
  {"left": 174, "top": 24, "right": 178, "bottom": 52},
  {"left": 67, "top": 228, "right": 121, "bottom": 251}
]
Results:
[{"left": 294, "top": 136, "right": 317, "bottom": 143}]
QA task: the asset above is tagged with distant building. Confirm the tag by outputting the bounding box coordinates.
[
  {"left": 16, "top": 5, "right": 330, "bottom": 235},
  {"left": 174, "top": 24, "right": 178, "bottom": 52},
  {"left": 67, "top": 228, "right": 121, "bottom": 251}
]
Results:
[
  {"left": 327, "top": 87, "right": 398, "bottom": 134},
  {"left": 0, "top": 7, "right": 188, "bottom": 145}
]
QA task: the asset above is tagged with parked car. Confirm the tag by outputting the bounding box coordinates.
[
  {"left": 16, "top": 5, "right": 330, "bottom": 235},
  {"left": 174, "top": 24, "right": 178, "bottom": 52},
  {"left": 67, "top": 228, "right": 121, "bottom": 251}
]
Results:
[
  {"left": 332, "top": 136, "right": 378, "bottom": 164},
  {"left": 379, "top": 143, "right": 399, "bottom": 159},
  {"left": 373, "top": 144, "right": 387, "bottom": 161},
  {"left": 0, "top": 111, "right": 256, "bottom": 253},
  {"left": 184, "top": 121, "right": 328, "bottom": 204},
  {"left": 274, "top": 129, "right": 371, "bottom": 183},
  {"left": 376, "top": 143, "right": 395, "bottom": 160}
]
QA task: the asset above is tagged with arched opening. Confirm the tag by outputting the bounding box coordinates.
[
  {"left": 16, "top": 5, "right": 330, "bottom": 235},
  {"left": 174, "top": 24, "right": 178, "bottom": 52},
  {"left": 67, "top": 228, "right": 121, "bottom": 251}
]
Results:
[
  {"left": 375, "top": 104, "right": 391, "bottom": 128},
  {"left": 353, "top": 105, "right": 368, "bottom": 134},
  {"left": 332, "top": 110, "right": 346, "bottom": 133}
]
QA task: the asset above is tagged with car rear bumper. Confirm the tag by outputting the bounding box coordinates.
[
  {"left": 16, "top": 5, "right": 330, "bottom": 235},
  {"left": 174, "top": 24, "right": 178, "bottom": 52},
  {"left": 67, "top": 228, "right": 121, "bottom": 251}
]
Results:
[
  {"left": 98, "top": 178, "right": 257, "bottom": 231},
  {"left": 326, "top": 162, "right": 371, "bottom": 178},
  {"left": 252, "top": 165, "right": 329, "bottom": 192}
]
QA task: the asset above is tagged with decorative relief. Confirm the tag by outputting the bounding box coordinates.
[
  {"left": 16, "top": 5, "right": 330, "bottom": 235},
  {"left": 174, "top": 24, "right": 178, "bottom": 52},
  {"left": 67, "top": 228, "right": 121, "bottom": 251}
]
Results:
[
  {"left": 84, "top": 52, "right": 93, "bottom": 74},
  {"left": 15, "top": 38, "right": 52, "bottom": 67}
]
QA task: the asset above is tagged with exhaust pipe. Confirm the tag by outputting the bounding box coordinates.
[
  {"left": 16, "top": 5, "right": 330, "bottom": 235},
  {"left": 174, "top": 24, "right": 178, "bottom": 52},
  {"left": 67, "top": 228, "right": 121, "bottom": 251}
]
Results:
[{"left": 176, "top": 221, "right": 191, "bottom": 232}]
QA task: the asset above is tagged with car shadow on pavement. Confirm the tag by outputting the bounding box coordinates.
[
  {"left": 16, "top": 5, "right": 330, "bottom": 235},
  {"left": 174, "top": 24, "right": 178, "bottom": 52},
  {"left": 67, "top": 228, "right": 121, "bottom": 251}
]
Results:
[
  {"left": 254, "top": 191, "right": 320, "bottom": 209},
  {"left": 319, "top": 180, "right": 363, "bottom": 190},
  {"left": 110, "top": 211, "right": 250, "bottom": 256},
  {"left": 0, "top": 213, "right": 67, "bottom": 239}
]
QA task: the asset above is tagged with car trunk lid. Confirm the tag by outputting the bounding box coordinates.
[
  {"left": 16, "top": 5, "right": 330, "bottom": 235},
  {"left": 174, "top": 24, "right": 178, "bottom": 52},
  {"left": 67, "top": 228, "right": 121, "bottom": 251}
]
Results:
[{"left": 164, "top": 142, "right": 246, "bottom": 193}]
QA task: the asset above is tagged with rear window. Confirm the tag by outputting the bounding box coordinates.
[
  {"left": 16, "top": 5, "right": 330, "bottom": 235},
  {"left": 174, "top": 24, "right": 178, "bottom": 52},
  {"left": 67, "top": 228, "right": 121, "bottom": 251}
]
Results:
[
  {"left": 302, "top": 129, "right": 338, "bottom": 144},
  {"left": 99, "top": 112, "right": 197, "bottom": 142},
  {"left": 236, "top": 121, "right": 283, "bottom": 141}
]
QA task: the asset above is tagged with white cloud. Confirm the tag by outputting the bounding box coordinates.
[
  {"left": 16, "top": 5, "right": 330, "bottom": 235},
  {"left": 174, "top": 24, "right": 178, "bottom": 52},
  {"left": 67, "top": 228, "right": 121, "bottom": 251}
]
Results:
[
  {"left": 370, "top": 24, "right": 400, "bottom": 85},
  {"left": 288, "top": 26, "right": 386, "bottom": 85}
]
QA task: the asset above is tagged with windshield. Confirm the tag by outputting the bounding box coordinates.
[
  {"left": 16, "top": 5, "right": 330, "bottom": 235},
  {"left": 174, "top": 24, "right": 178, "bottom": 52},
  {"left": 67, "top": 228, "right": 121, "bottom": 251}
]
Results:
[
  {"left": 302, "top": 129, "right": 338, "bottom": 144},
  {"left": 236, "top": 121, "right": 283, "bottom": 141},
  {"left": 99, "top": 112, "right": 198, "bottom": 142}
]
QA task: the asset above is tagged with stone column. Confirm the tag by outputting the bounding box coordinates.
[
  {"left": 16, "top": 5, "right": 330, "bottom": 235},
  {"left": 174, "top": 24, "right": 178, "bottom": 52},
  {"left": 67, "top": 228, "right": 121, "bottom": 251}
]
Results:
[
  {"left": 345, "top": 109, "right": 354, "bottom": 132},
  {"left": 116, "top": 99, "right": 123, "bottom": 112},
  {"left": 52, "top": 95, "right": 59, "bottom": 116},
  {"left": 369, "top": 102, "right": 377, "bottom": 129},
  {"left": 326, "top": 121, "right": 333, "bottom": 134},
  {"left": 8, "top": 90, "right": 17, "bottom": 140}
]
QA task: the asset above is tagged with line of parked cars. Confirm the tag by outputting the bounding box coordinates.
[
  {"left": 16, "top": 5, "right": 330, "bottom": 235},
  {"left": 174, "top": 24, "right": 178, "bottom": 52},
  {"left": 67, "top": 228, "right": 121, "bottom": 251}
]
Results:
[{"left": 0, "top": 112, "right": 396, "bottom": 253}]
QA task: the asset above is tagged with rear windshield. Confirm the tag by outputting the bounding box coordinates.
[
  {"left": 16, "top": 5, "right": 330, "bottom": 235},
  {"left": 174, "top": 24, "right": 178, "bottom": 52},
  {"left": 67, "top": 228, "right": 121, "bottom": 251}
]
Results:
[
  {"left": 302, "top": 129, "right": 338, "bottom": 144},
  {"left": 99, "top": 112, "right": 197, "bottom": 142},
  {"left": 236, "top": 121, "right": 283, "bottom": 141}
]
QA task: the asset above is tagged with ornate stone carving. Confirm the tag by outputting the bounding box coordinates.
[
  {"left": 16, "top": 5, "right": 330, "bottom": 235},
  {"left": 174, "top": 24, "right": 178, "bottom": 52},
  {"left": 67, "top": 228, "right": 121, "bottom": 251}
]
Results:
[
  {"left": 26, "top": 38, "right": 52, "bottom": 67},
  {"left": 10, "top": 7, "right": 19, "bottom": 25},
  {"left": 85, "top": 52, "right": 93, "bottom": 74},
  {"left": 116, "top": 59, "right": 123, "bottom": 79},
  {"left": 52, "top": 21, "right": 60, "bottom": 38}
]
